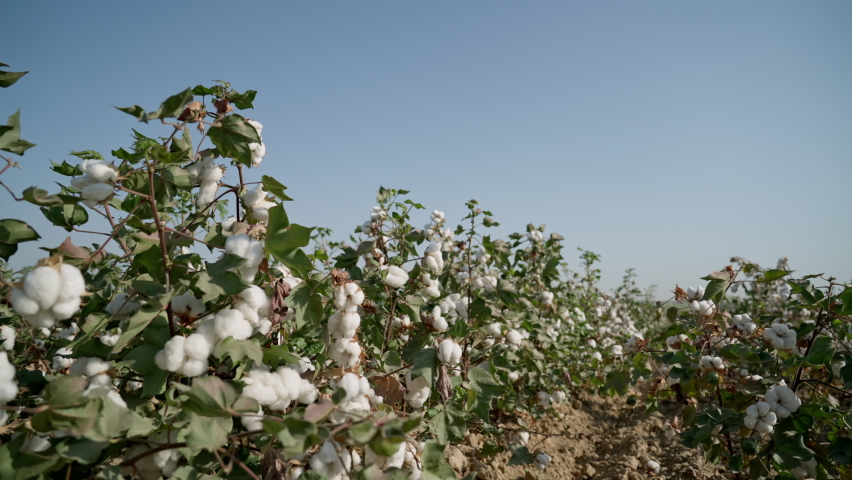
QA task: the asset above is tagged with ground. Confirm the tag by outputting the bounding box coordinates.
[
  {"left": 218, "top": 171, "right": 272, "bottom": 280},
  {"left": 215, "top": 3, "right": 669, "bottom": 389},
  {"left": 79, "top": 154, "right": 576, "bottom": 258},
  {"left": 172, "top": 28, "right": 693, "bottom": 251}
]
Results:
[{"left": 446, "top": 393, "right": 728, "bottom": 480}]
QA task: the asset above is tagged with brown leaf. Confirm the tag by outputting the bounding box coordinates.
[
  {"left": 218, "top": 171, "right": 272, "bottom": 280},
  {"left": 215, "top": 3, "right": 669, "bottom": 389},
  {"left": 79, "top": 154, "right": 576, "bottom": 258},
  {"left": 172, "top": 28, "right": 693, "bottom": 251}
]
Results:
[
  {"left": 373, "top": 375, "right": 405, "bottom": 405},
  {"left": 304, "top": 398, "right": 336, "bottom": 423},
  {"left": 436, "top": 366, "right": 453, "bottom": 402},
  {"left": 330, "top": 269, "right": 350, "bottom": 286},
  {"left": 673, "top": 285, "right": 687, "bottom": 303}
]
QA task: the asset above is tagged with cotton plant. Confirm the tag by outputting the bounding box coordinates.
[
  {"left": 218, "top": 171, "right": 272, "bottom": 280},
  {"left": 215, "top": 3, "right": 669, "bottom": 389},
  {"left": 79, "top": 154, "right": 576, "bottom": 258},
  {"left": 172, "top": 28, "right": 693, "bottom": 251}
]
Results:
[{"left": 242, "top": 185, "right": 277, "bottom": 222}]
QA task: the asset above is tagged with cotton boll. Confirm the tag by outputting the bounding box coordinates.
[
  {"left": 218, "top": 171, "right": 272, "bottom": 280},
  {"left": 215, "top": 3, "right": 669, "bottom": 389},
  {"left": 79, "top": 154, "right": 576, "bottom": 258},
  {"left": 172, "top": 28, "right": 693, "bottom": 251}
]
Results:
[
  {"left": 329, "top": 338, "right": 361, "bottom": 368},
  {"left": 437, "top": 339, "right": 462, "bottom": 365},
  {"left": 106, "top": 293, "right": 140, "bottom": 318},
  {"left": 686, "top": 286, "right": 704, "bottom": 301},
  {"left": 538, "top": 291, "right": 554, "bottom": 305},
  {"left": 81, "top": 183, "right": 115, "bottom": 207},
  {"left": 81, "top": 160, "right": 117, "bottom": 183},
  {"left": 732, "top": 314, "right": 757, "bottom": 335},
  {"left": 99, "top": 333, "right": 119, "bottom": 347},
  {"left": 0, "top": 352, "right": 18, "bottom": 403},
  {"left": 171, "top": 292, "right": 206, "bottom": 318},
  {"left": 366, "top": 441, "right": 407, "bottom": 470},
  {"left": 0, "top": 326, "right": 15, "bottom": 351},
  {"left": 534, "top": 452, "right": 552, "bottom": 471},
  {"left": 384, "top": 266, "right": 409, "bottom": 289},
  {"left": 764, "top": 385, "right": 801, "bottom": 418},
  {"left": 155, "top": 336, "right": 188, "bottom": 373},
  {"left": 57, "top": 323, "right": 79, "bottom": 341},
  {"left": 329, "top": 311, "right": 361, "bottom": 339},
  {"left": 484, "top": 323, "right": 502, "bottom": 338},
  {"left": 52, "top": 347, "right": 74, "bottom": 370},
  {"left": 212, "top": 309, "right": 254, "bottom": 342},
  {"left": 404, "top": 371, "right": 431, "bottom": 409},
  {"left": 646, "top": 460, "right": 661, "bottom": 474},
  {"left": 71, "top": 174, "right": 97, "bottom": 190},
  {"left": 69, "top": 357, "right": 111, "bottom": 377},
  {"left": 422, "top": 244, "right": 444, "bottom": 274},
  {"left": 10, "top": 288, "right": 40, "bottom": 316},
  {"left": 335, "top": 373, "right": 363, "bottom": 404},
  {"left": 23, "top": 267, "right": 62, "bottom": 310},
  {"left": 506, "top": 329, "right": 522, "bottom": 347}
]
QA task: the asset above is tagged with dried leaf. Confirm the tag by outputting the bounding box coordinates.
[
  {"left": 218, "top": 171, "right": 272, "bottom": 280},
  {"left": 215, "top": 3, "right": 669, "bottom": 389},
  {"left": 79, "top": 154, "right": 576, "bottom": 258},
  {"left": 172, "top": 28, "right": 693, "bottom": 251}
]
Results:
[
  {"left": 373, "top": 375, "right": 405, "bottom": 405},
  {"left": 261, "top": 448, "right": 287, "bottom": 480},
  {"left": 436, "top": 366, "right": 453, "bottom": 402}
]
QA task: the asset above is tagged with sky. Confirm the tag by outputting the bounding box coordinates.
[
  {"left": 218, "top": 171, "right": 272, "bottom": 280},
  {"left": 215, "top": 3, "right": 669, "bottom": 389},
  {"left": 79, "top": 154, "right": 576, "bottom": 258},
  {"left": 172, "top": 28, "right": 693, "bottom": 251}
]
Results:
[{"left": 2, "top": 1, "right": 851, "bottom": 295}]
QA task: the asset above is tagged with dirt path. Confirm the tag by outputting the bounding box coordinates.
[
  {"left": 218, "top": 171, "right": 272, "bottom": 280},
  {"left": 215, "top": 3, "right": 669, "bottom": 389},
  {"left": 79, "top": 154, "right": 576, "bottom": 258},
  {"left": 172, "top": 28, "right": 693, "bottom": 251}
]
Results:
[{"left": 446, "top": 393, "right": 728, "bottom": 480}]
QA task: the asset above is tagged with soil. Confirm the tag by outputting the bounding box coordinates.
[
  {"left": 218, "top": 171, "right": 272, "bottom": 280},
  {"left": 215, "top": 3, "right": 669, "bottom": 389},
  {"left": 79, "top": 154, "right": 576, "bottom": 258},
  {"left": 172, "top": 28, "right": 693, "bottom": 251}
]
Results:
[{"left": 446, "top": 393, "right": 729, "bottom": 480}]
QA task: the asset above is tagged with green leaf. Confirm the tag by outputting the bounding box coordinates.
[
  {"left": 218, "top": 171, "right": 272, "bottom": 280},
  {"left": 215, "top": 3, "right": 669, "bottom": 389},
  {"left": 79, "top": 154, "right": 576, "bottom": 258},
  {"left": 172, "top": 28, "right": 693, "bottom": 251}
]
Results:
[
  {"left": 118, "top": 344, "right": 160, "bottom": 375},
  {"left": 0, "top": 110, "right": 36, "bottom": 155},
  {"left": 284, "top": 283, "right": 324, "bottom": 329},
  {"left": 403, "top": 346, "right": 438, "bottom": 388},
  {"left": 272, "top": 248, "right": 314, "bottom": 280},
  {"left": 466, "top": 367, "right": 502, "bottom": 422},
  {"left": 272, "top": 224, "right": 314, "bottom": 252},
  {"left": 110, "top": 304, "right": 171, "bottom": 355},
  {"left": 805, "top": 336, "right": 834, "bottom": 366},
  {"left": 183, "top": 376, "right": 238, "bottom": 417},
  {"left": 217, "top": 337, "right": 263, "bottom": 365},
  {"left": 54, "top": 437, "right": 110, "bottom": 464},
  {"left": 0, "top": 219, "right": 39, "bottom": 244},
  {"left": 0, "top": 69, "right": 28, "bottom": 88},
  {"left": 666, "top": 307, "right": 678, "bottom": 322},
  {"left": 21, "top": 186, "right": 63, "bottom": 206},
  {"left": 432, "top": 402, "right": 466, "bottom": 445},
  {"left": 507, "top": 444, "right": 535, "bottom": 466},
  {"left": 605, "top": 370, "right": 630, "bottom": 396},
  {"left": 0, "top": 242, "right": 17, "bottom": 260},
  {"left": 207, "top": 114, "right": 261, "bottom": 166},
  {"left": 828, "top": 436, "right": 852, "bottom": 464},
  {"left": 262, "top": 344, "right": 301, "bottom": 369},
  {"left": 40, "top": 203, "right": 88, "bottom": 231},
  {"left": 149, "top": 88, "right": 194, "bottom": 120},
  {"left": 421, "top": 443, "right": 456, "bottom": 480},
  {"left": 191, "top": 255, "right": 250, "bottom": 302},
  {"left": 184, "top": 413, "right": 232, "bottom": 452},
  {"left": 758, "top": 269, "right": 790, "bottom": 282},
  {"left": 169, "top": 466, "right": 218, "bottom": 480},
  {"left": 229, "top": 89, "right": 258, "bottom": 110},
  {"left": 114, "top": 105, "right": 148, "bottom": 123},
  {"left": 262, "top": 175, "right": 293, "bottom": 201}
]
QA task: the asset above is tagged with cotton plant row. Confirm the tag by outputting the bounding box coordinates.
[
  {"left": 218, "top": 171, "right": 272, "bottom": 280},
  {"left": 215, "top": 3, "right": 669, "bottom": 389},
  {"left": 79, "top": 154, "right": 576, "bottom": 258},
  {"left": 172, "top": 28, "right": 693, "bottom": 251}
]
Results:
[
  {"left": 625, "top": 265, "right": 852, "bottom": 478},
  {"left": 0, "top": 82, "right": 848, "bottom": 480}
]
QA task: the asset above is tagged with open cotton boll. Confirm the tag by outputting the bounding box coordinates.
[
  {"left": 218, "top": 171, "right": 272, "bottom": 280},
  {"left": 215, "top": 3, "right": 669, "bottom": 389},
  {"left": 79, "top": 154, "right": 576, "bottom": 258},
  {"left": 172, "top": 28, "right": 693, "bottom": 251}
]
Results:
[
  {"left": 310, "top": 441, "right": 352, "bottom": 480},
  {"left": 537, "top": 391, "right": 551, "bottom": 408},
  {"left": 764, "top": 385, "right": 801, "bottom": 418},
  {"left": 333, "top": 373, "right": 365, "bottom": 404},
  {"left": 154, "top": 334, "right": 211, "bottom": 377},
  {"left": 329, "top": 338, "right": 361, "bottom": 368},
  {"left": 0, "top": 326, "right": 15, "bottom": 351},
  {"left": 70, "top": 174, "right": 97, "bottom": 190},
  {"left": 57, "top": 324, "right": 79, "bottom": 341},
  {"left": 224, "top": 234, "right": 265, "bottom": 280},
  {"left": 646, "top": 460, "right": 661, "bottom": 474},
  {"left": 506, "top": 329, "right": 522, "bottom": 347},
  {"left": 422, "top": 244, "right": 444, "bottom": 274},
  {"left": 534, "top": 452, "right": 552, "bottom": 471},
  {"left": 80, "top": 160, "right": 118, "bottom": 183},
  {"left": 392, "top": 315, "right": 411, "bottom": 330},
  {"left": 538, "top": 291, "right": 554, "bottom": 305},
  {"left": 328, "top": 311, "right": 360, "bottom": 339},
  {"left": 99, "top": 332, "right": 120, "bottom": 347},
  {"left": 404, "top": 371, "right": 431, "bottom": 409},
  {"left": 529, "top": 230, "right": 543, "bottom": 242},
  {"left": 81, "top": 183, "right": 115, "bottom": 207},
  {"left": 744, "top": 401, "right": 777, "bottom": 434},
  {"left": 384, "top": 266, "right": 409, "bottom": 289},
  {"left": 666, "top": 334, "right": 689, "bottom": 350},
  {"left": 0, "top": 352, "right": 18, "bottom": 404},
  {"left": 23, "top": 266, "right": 62, "bottom": 310},
  {"left": 52, "top": 347, "right": 74, "bottom": 370},
  {"left": 437, "top": 339, "right": 462, "bottom": 365},
  {"left": 733, "top": 314, "right": 757, "bottom": 335},
  {"left": 699, "top": 355, "right": 724, "bottom": 372},
  {"left": 69, "top": 357, "right": 111, "bottom": 377},
  {"left": 690, "top": 300, "right": 716, "bottom": 317},
  {"left": 171, "top": 292, "right": 206, "bottom": 318},
  {"left": 686, "top": 286, "right": 704, "bottom": 301},
  {"left": 211, "top": 309, "right": 254, "bottom": 342},
  {"left": 333, "top": 282, "right": 365, "bottom": 312},
  {"left": 237, "top": 286, "right": 270, "bottom": 314},
  {"left": 763, "top": 323, "right": 797, "bottom": 350},
  {"left": 420, "top": 273, "right": 441, "bottom": 298},
  {"left": 106, "top": 293, "right": 140, "bottom": 318},
  {"left": 485, "top": 323, "right": 503, "bottom": 338}
]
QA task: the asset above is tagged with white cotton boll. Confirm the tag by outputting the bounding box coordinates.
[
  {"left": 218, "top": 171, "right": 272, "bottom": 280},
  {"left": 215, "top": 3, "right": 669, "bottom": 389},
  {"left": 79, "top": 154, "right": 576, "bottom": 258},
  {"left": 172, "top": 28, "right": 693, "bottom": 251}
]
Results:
[
  {"left": 733, "top": 314, "right": 757, "bottom": 335},
  {"left": 0, "top": 326, "right": 15, "bottom": 351},
  {"left": 239, "top": 286, "right": 269, "bottom": 312},
  {"left": 666, "top": 334, "right": 688, "bottom": 350},
  {"left": 370, "top": 206, "right": 386, "bottom": 221},
  {"left": 241, "top": 370, "right": 281, "bottom": 406},
  {"left": 23, "top": 266, "right": 62, "bottom": 310},
  {"left": 529, "top": 230, "right": 543, "bottom": 242},
  {"left": 200, "top": 164, "right": 224, "bottom": 184},
  {"left": 686, "top": 286, "right": 704, "bottom": 301},
  {"left": 764, "top": 385, "right": 801, "bottom": 418},
  {"left": 690, "top": 300, "right": 715, "bottom": 317},
  {"left": 481, "top": 338, "right": 495, "bottom": 348},
  {"left": 212, "top": 309, "right": 254, "bottom": 342},
  {"left": 422, "top": 244, "right": 444, "bottom": 274},
  {"left": 241, "top": 406, "right": 265, "bottom": 432},
  {"left": 69, "top": 357, "right": 111, "bottom": 377},
  {"left": 252, "top": 202, "right": 276, "bottom": 222},
  {"left": 592, "top": 352, "right": 602, "bottom": 361},
  {"left": 0, "top": 353, "right": 17, "bottom": 403},
  {"left": 699, "top": 356, "right": 724, "bottom": 373},
  {"left": 744, "top": 401, "right": 777, "bottom": 433},
  {"left": 57, "top": 323, "right": 78, "bottom": 341},
  {"left": 328, "top": 311, "right": 361, "bottom": 339},
  {"left": 71, "top": 174, "right": 97, "bottom": 190},
  {"left": 171, "top": 292, "right": 206, "bottom": 317},
  {"left": 81, "top": 183, "right": 115, "bottom": 207},
  {"left": 184, "top": 334, "right": 212, "bottom": 360},
  {"left": 221, "top": 216, "right": 237, "bottom": 234},
  {"left": 538, "top": 391, "right": 551, "bottom": 408},
  {"left": 196, "top": 181, "right": 219, "bottom": 208},
  {"left": 52, "top": 347, "right": 73, "bottom": 370},
  {"left": 106, "top": 293, "right": 140, "bottom": 318},
  {"left": 366, "top": 442, "right": 407, "bottom": 470},
  {"left": 485, "top": 323, "right": 502, "bottom": 338},
  {"left": 180, "top": 359, "right": 208, "bottom": 377},
  {"left": 335, "top": 373, "right": 363, "bottom": 404},
  {"left": 586, "top": 338, "right": 597, "bottom": 348},
  {"left": 80, "top": 160, "right": 117, "bottom": 183},
  {"left": 552, "top": 391, "right": 567, "bottom": 404},
  {"left": 250, "top": 142, "right": 266, "bottom": 167},
  {"left": 506, "top": 329, "right": 522, "bottom": 346},
  {"left": 431, "top": 314, "right": 448, "bottom": 333},
  {"left": 51, "top": 299, "right": 79, "bottom": 321},
  {"left": 646, "top": 460, "right": 661, "bottom": 474},
  {"left": 57, "top": 264, "right": 85, "bottom": 301},
  {"left": 404, "top": 371, "right": 431, "bottom": 409},
  {"left": 437, "top": 339, "right": 462, "bottom": 366},
  {"left": 611, "top": 344, "right": 623, "bottom": 355},
  {"left": 329, "top": 338, "right": 361, "bottom": 368},
  {"left": 538, "top": 291, "right": 554, "bottom": 305},
  {"left": 21, "top": 435, "right": 51, "bottom": 454},
  {"left": 508, "top": 371, "right": 520, "bottom": 382},
  {"left": 99, "top": 333, "right": 119, "bottom": 347},
  {"left": 534, "top": 452, "right": 552, "bottom": 471},
  {"left": 384, "top": 266, "right": 409, "bottom": 289},
  {"left": 10, "top": 288, "right": 39, "bottom": 316},
  {"left": 155, "top": 336, "right": 187, "bottom": 372}
]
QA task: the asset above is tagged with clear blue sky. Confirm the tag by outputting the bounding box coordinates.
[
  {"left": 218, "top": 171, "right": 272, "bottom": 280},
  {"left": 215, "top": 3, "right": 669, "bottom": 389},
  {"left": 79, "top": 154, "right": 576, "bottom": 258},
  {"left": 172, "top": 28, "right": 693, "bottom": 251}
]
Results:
[{"left": 2, "top": 1, "right": 851, "bottom": 294}]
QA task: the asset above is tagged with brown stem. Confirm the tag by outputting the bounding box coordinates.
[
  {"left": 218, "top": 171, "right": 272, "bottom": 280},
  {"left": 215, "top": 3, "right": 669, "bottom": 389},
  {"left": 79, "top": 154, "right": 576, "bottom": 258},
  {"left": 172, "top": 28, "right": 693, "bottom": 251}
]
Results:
[
  {"left": 92, "top": 202, "right": 143, "bottom": 259},
  {"left": 105, "top": 203, "right": 131, "bottom": 254},
  {"left": 147, "top": 161, "right": 175, "bottom": 337}
]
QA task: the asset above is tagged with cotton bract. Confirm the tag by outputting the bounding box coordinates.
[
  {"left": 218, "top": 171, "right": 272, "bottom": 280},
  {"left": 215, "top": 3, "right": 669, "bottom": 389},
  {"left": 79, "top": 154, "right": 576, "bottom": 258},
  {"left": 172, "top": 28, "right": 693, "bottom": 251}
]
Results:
[{"left": 10, "top": 263, "right": 86, "bottom": 328}]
